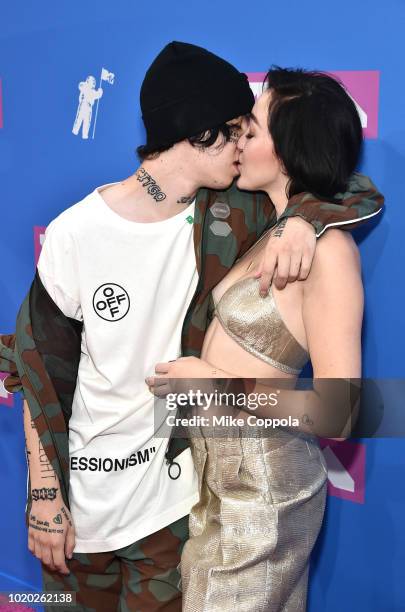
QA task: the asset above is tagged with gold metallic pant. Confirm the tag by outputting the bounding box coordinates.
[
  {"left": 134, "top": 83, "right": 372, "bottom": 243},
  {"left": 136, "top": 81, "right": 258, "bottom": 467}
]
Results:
[{"left": 181, "top": 429, "right": 328, "bottom": 612}]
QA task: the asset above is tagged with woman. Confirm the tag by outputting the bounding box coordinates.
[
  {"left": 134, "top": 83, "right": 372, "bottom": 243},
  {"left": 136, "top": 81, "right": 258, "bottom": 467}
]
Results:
[{"left": 149, "top": 68, "right": 364, "bottom": 611}]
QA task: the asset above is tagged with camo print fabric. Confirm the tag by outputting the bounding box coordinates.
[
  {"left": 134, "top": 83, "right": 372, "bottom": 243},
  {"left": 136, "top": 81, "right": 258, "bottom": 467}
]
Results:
[
  {"left": 1, "top": 271, "right": 83, "bottom": 519},
  {"left": 180, "top": 173, "right": 384, "bottom": 360},
  {"left": 41, "top": 514, "right": 188, "bottom": 612},
  {"left": 0, "top": 173, "right": 384, "bottom": 516},
  {"left": 0, "top": 333, "right": 21, "bottom": 392}
]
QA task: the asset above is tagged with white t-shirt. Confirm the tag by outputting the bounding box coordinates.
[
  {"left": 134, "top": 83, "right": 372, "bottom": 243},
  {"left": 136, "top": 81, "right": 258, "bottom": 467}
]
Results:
[{"left": 37, "top": 183, "right": 200, "bottom": 552}]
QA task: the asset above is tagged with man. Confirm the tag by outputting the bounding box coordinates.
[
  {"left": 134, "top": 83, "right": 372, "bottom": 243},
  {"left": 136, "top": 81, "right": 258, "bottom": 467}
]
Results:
[{"left": 0, "top": 41, "right": 383, "bottom": 611}]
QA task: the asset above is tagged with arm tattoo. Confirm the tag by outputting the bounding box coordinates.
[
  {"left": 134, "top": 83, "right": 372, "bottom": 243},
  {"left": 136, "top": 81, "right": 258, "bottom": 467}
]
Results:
[
  {"left": 39, "top": 440, "right": 57, "bottom": 481},
  {"left": 272, "top": 218, "right": 288, "bottom": 238},
  {"left": 31, "top": 487, "right": 58, "bottom": 501},
  {"left": 136, "top": 167, "right": 166, "bottom": 202},
  {"left": 25, "top": 443, "right": 31, "bottom": 468},
  {"left": 26, "top": 421, "right": 34, "bottom": 467}
]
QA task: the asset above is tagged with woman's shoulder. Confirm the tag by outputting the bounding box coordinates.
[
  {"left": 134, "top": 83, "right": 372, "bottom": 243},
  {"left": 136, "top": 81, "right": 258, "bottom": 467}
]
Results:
[
  {"left": 305, "top": 229, "right": 362, "bottom": 295},
  {"left": 312, "top": 228, "right": 360, "bottom": 269}
]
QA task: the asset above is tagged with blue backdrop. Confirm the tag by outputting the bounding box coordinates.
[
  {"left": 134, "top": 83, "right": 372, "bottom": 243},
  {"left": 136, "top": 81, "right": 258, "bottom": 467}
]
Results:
[{"left": 1, "top": 1, "right": 404, "bottom": 610}]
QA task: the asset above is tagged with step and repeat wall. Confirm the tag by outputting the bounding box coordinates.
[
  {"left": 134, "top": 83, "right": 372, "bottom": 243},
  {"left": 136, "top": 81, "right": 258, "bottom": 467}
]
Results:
[{"left": 1, "top": 1, "right": 404, "bottom": 610}]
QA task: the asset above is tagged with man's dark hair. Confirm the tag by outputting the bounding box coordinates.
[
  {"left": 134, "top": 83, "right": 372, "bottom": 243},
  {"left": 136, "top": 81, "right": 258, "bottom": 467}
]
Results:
[
  {"left": 136, "top": 122, "right": 239, "bottom": 161},
  {"left": 264, "top": 67, "right": 363, "bottom": 200}
]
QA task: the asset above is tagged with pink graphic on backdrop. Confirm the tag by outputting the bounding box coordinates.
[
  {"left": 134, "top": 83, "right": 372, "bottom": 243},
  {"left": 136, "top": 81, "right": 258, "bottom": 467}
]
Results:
[
  {"left": 0, "top": 78, "right": 3, "bottom": 128},
  {"left": 0, "top": 372, "right": 14, "bottom": 407},
  {"left": 246, "top": 72, "right": 268, "bottom": 98},
  {"left": 34, "top": 226, "right": 47, "bottom": 266},
  {"left": 0, "top": 593, "right": 35, "bottom": 611},
  {"left": 246, "top": 71, "right": 379, "bottom": 139},
  {"left": 331, "top": 71, "right": 379, "bottom": 139},
  {"left": 320, "top": 439, "right": 366, "bottom": 504}
]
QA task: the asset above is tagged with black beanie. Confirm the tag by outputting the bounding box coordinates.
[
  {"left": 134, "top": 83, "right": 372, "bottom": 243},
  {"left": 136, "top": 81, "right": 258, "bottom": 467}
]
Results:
[{"left": 140, "top": 41, "right": 255, "bottom": 150}]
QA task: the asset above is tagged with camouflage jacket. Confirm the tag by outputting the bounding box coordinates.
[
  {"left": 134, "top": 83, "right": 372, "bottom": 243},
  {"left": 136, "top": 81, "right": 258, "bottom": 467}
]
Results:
[{"left": 0, "top": 173, "right": 384, "bottom": 523}]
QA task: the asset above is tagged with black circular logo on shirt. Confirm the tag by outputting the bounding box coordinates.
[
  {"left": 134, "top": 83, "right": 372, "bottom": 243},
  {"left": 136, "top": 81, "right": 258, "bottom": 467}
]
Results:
[{"left": 92, "top": 284, "right": 130, "bottom": 321}]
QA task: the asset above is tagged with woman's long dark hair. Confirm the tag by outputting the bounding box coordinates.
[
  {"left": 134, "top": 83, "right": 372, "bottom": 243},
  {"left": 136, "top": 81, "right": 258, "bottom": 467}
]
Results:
[{"left": 264, "top": 67, "right": 363, "bottom": 200}]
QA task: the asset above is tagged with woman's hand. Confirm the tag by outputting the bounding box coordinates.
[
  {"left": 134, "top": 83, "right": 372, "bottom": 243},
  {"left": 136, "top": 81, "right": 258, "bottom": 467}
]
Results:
[
  {"left": 146, "top": 356, "right": 219, "bottom": 397},
  {"left": 28, "top": 490, "right": 76, "bottom": 575}
]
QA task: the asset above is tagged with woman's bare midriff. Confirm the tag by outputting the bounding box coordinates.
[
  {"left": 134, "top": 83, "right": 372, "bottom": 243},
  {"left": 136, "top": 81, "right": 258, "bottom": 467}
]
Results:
[{"left": 201, "top": 234, "right": 308, "bottom": 379}]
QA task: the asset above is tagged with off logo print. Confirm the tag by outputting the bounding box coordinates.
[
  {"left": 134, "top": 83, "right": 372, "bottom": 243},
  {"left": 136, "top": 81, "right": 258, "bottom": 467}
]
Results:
[{"left": 93, "top": 284, "right": 130, "bottom": 321}]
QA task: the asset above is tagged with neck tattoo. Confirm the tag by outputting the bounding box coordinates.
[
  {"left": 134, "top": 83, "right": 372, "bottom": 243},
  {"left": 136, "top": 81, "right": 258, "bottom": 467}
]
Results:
[
  {"left": 136, "top": 167, "right": 167, "bottom": 202},
  {"left": 177, "top": 196, "right": 195, "bottom": 205}
]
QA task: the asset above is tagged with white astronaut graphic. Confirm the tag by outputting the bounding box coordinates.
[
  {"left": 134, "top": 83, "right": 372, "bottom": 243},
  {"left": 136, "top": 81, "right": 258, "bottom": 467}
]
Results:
[
  {"left": 72, "top": 76, "right": 102, "bottom": 139},
  {"left": 72, "top": 68, "right": 115, "bottom": 140}
]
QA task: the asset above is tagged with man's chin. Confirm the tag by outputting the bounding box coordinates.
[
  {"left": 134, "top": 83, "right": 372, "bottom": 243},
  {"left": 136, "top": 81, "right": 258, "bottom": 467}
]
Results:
[
  {"left": 215, "top": 175, "right": 238, "bottom": 190},
  {"left": 204, "top": 170, "right": 241, "bottom": 191}
]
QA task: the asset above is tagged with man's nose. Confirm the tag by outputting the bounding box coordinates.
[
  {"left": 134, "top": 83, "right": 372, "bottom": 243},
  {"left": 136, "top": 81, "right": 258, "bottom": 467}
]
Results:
[{"left": 237, "top": 133, "right": 245, "bottom": 151}]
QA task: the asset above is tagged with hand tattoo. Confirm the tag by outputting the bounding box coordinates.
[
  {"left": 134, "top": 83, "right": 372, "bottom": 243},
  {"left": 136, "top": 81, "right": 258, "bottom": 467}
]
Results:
[
  {"left": 136, "top": 167, "right": 166, "bottom": 202},
  {"left": 29, "top": 514, "right": 63, "bottom": 534},
  {"left": 31, "top": 487, "right": 58, "bottom": 501},
  {"left": 272, "top": 218, "right": 288, "bottom": 238}
]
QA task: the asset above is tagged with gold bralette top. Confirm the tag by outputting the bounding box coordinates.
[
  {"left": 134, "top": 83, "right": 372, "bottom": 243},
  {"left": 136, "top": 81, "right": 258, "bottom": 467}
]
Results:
[{"left": 213, "top": 277, "right": 309, "bottom": 375}]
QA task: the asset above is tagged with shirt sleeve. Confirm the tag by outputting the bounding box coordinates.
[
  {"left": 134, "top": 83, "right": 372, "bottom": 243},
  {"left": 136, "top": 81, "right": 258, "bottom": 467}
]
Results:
[
  {"left": 277, "top": 172, "right": 384, "bottom": 238},
  {"left": 37, "top": 220, "right": 83, "bottom": 321}
]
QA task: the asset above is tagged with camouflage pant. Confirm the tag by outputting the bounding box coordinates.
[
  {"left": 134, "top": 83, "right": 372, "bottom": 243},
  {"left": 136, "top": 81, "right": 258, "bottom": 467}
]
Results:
[{"left": 41, "top": 514, "right": 189, "bottom": 612}]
